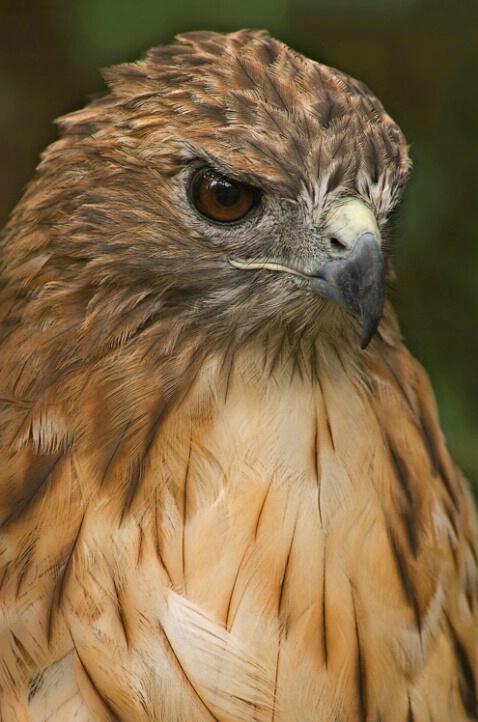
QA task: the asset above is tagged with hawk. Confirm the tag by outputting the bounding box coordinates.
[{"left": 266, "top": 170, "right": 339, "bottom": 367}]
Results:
[{"left": 0, "top": 29, "right": 476, "bottom": 722}]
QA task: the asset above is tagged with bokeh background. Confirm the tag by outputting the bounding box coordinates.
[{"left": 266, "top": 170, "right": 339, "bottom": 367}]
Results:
[{"left": 0, "top": 0, "right": 477, "bottom": 495}]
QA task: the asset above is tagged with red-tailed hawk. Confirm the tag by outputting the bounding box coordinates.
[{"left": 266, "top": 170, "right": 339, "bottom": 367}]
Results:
[{"left": 0, "top": 29, "right": 476, "bottom": 722}]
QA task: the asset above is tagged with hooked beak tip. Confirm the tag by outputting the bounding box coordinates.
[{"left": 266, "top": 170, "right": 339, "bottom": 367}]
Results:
[{"left": 313, "top": 232, "right": 386, "bottom": 349}]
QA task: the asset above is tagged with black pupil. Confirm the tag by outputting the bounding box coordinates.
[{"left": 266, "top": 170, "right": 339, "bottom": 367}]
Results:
[{"left": 214, "top": 178, "right": 241, "bottom": 207}]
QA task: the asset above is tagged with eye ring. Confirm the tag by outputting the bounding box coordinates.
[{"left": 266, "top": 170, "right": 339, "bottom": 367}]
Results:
[{"left": 190, "top": 168, "right": 261, "bottom": 223}]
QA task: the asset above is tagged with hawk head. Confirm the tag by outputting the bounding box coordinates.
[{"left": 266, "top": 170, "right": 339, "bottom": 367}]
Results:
[{"left": 1, "top": 30, "right": 411, "bottom": 387}]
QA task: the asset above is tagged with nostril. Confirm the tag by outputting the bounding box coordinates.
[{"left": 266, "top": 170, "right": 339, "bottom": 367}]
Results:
[{"left": 330, "top": 236, "right": 347, "bottom": 251}]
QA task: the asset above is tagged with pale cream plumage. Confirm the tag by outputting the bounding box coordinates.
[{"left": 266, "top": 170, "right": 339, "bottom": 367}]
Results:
[{"left": 0, "top": 29, "right": 476, "bottom": 722}]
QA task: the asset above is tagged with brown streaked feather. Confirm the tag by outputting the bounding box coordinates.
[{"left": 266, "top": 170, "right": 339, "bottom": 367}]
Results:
[{"left": 0, "top": 29, "right": 476, "bottom": 722}]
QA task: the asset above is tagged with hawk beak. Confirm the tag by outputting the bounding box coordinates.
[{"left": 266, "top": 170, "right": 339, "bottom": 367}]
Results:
[
  {"left": 229, "top": 198, "right": 385, "bottom": 349},
  {"left": 308, "top": 231, "right": 385, "bottom": 349}
]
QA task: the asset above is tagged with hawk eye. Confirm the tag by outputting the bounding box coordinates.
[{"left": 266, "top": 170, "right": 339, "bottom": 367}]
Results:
[{"left": 191, "top": 168, "right": 260, "bottom": 223}]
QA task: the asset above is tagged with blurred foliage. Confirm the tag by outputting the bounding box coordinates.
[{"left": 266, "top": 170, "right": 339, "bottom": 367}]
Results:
[{"left": 0, "top": 0, "right": 477, "bottom": 494}]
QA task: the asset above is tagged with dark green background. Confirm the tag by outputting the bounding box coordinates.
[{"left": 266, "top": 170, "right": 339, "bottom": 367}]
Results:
[{"left": 1, "top": 0, "right": 477, "bottom": 494}]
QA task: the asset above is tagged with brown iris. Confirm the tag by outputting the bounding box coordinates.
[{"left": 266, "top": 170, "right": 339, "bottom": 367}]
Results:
[{"left": 191, "top": 168, "right": 260, "bottom": 223}]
